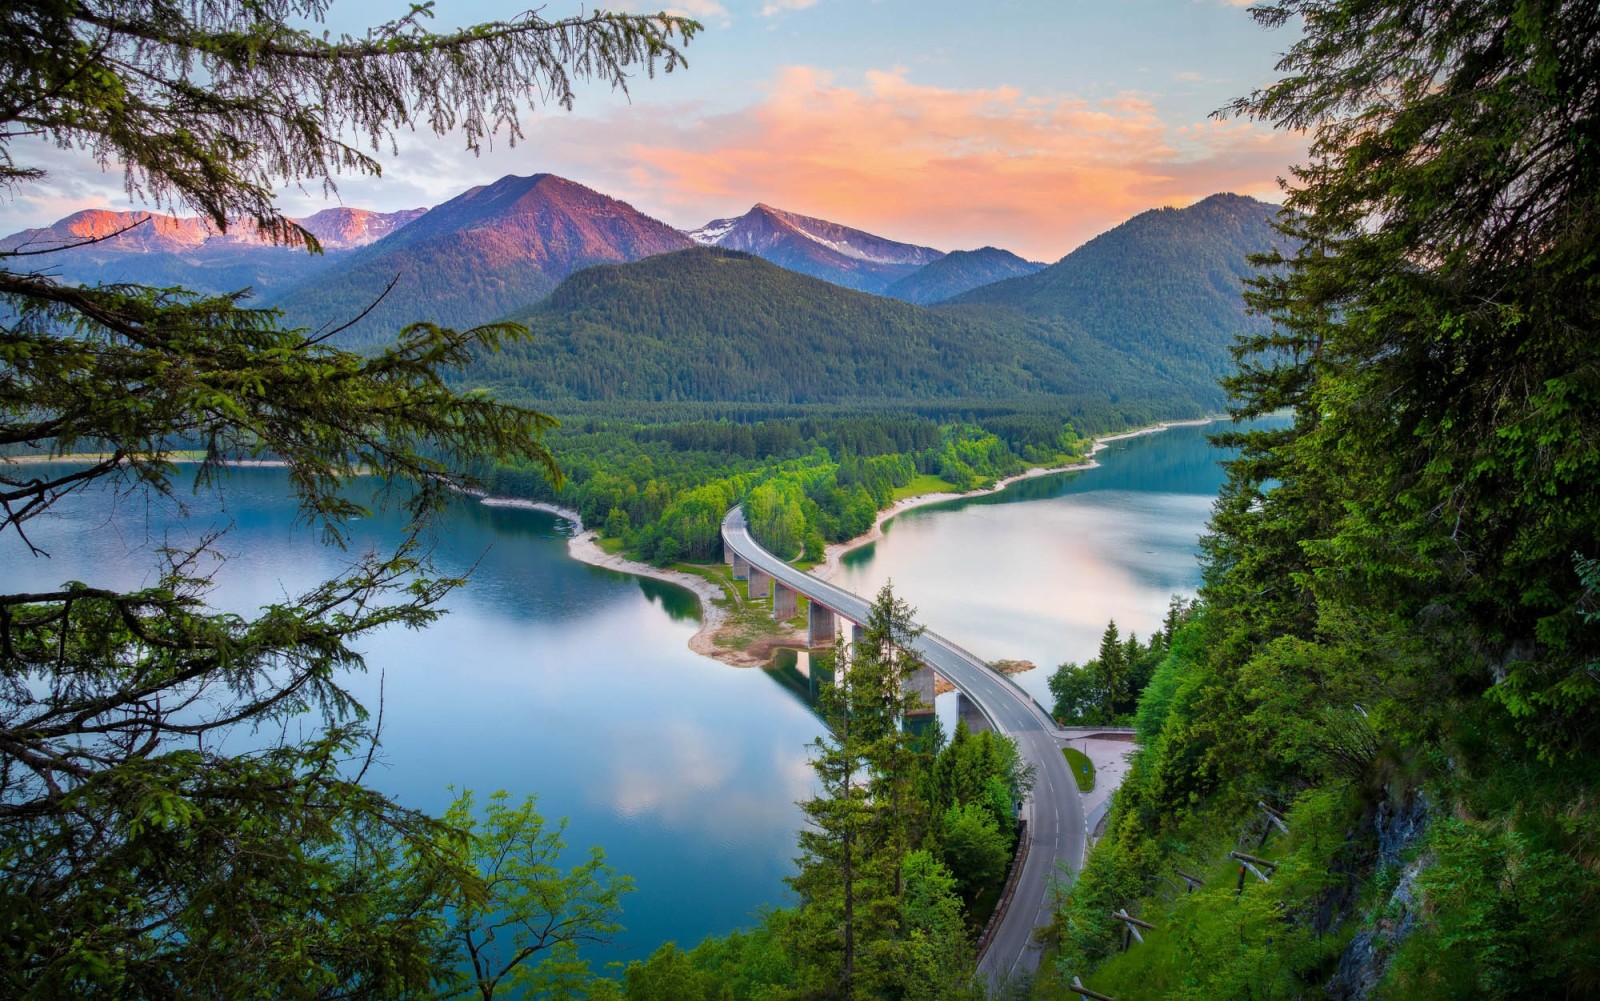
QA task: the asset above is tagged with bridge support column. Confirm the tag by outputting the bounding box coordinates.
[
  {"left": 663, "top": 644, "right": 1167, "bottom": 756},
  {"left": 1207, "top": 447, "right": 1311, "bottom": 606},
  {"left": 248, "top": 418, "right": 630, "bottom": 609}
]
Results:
[
  {"left": 772, "top": 581, "right": 797, "bottom": 621},
  {"left": 808, "top": 601, "right": 837, "bottom": 647},
  {"left": 748, "top": 566, "right": 770, "bottom": 600},
  {"left": 907, "top": 662, "right": 936, "bottom": 717},
  {"left": 957, "top": 692, "right": 992, "bottom": 733},
  {"left": 731, "top": 553, "right": 749, "bottom": 580},
  {"left": 834, "top": 620, "right": 866, "bottom": 668}
]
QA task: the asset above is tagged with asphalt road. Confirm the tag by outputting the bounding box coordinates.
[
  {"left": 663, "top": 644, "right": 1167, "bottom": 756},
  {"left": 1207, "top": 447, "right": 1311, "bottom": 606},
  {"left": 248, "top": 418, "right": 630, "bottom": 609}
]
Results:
[{"left": 721, "top": 509, "right": 1084, "bottom": 991}]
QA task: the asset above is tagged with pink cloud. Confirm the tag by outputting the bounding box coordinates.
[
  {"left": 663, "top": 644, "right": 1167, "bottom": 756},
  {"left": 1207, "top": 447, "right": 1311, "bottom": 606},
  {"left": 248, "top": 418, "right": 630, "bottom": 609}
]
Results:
[{"left": 525, "top": 65, "right": 1304, "bottom": 261}]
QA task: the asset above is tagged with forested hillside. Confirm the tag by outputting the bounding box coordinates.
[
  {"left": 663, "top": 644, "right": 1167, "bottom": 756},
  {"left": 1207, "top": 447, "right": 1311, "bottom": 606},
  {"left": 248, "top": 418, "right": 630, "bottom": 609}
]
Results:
[
  {"left": 1045, "top": 3, "right": 1600, "bottom": 998},
  {"left": 468, "top": 245, "right": 1258, "bottom": 418},
  {"left": 950, "top": 193, "right": 1283, "bottom": 384},
  {"left": 884, "top": 247, "right": 1044, "bottom": 305}
]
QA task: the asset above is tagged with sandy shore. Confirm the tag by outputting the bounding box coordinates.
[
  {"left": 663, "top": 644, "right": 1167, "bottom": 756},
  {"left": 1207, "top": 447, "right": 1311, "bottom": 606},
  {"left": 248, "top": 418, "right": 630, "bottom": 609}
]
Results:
[
  {"left": 477, "top": 497, "right": 734, "bottom": 657},
  {"left": 507, "top": 416, "right": 1215, "bottom": 668}
]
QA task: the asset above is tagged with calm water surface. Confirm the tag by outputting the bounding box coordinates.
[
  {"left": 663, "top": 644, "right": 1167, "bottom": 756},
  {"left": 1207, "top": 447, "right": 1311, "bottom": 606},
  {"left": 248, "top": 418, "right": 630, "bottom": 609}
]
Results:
[
  {"left": 1, "top": 419, "right": 1268, "bottom": 963},
  {"left": 834, "top": 420, "right": 1281, "bottom": 708},
  {"left": 2, "top": 468, "right": 819, "bottom": 966}
]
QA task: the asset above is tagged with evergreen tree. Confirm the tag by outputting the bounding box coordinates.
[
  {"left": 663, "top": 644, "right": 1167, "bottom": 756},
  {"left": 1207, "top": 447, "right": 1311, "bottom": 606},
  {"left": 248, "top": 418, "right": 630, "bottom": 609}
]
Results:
[
  {"left": 0, "top": 2, "right": 697, "bottom": 993},
  {"left": 1094, "top": 620, "right": 1127, "bottom": 717},
  {"left": 789, "top": 583, "right": 929, "bottom": 999}
]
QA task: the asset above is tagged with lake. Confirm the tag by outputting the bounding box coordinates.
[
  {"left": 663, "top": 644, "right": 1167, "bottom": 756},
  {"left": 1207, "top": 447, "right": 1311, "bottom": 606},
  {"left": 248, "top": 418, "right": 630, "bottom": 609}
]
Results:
[
  {"left": 0, "top": 418, "right": 1265, "bottom": 966},
  {"left": 835, "top": 421, "right": 1261, "bottom": 709}
]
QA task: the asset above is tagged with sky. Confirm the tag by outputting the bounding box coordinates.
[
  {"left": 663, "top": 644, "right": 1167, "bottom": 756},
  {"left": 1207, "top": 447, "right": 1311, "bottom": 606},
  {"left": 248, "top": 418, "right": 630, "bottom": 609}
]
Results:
[{"left": 1, "top": 0, "right": 1306, "bottom": 264}]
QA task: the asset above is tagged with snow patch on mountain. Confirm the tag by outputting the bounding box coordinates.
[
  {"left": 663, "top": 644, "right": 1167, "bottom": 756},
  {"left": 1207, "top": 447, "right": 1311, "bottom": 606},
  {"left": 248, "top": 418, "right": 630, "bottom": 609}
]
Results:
[{"left": 688, "top": 217, "right": 739, "bottom": 245}]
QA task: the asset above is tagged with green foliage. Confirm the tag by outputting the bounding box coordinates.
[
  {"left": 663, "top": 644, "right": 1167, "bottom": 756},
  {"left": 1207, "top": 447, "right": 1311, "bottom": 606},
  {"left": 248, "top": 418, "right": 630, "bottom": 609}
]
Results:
[
  {"left": 1055, "top": 783, "right": 1359, "bottom": 998},
  {"left": 789, "top": 584, "right": 929, "bottom": 999},
  {"left": 1049, "top": 617, "right": 1172, "bottom": 725},
  {"left": 1386, "top": 817, "right": 1598, "bottom": 997},
  {"left": 616, "top": 943, "right": 730, "bottom": 1001},
  {"left": 433, "top": 790, "right": 632, "bottom": 1001},
  {"left": 896, "top": 851, "right": 985, "bottom": 1000},
  {"left": 471, "top": 239, "right": 1266, "bottom": 418},
  {"left": 1043, "top": 1, "right": 1600, "bottom": 996},
  {"left": 486, "top": 407, "right": 1080, "bottom": 567},
  {"left": 940, "top": 802, "right": 1012, "bottom": 899},
  {"left": 1061, "top": 747, "right": 1095, "bottom": 793},
  {"left": 0, "top": 2, "right": 695, "bottom": 995},
  {"left": 950, "top": 192, "right": 1284, "bottom": 401}
]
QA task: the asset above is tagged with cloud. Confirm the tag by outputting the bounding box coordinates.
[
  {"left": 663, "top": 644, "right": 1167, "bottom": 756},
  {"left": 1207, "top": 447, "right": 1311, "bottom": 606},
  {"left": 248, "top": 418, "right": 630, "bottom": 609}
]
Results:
[
  {"left": 519, "top": 65, "right": 1304, "bottom": 261},
  {"left": 762, "top": 0, "right": 820, "bottom": 15},
  {"left": 3, "top": 64, "right": 1304, "bottom": 262}
]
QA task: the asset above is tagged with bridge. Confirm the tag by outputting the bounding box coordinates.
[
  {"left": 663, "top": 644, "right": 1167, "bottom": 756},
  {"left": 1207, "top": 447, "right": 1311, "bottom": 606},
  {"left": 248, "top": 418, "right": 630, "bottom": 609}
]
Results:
[{"left": 721, "top": 508, "right": 1085, "bottom": 988}]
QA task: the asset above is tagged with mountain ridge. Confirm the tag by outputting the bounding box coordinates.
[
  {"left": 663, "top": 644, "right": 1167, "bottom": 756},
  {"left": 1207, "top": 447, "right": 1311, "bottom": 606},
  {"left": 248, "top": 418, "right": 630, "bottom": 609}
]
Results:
[
  {"left": 0, "top": 206, "right": 429, "bottom": 295},
  {"left": 266, "top": 173, "right": 694, "bottom": 342},
  {"left": 688, "top": 203, "right": 944, "bottom": 293},
  {"left": 884, "top": 246, "right": 1045, "bottom": 304}
]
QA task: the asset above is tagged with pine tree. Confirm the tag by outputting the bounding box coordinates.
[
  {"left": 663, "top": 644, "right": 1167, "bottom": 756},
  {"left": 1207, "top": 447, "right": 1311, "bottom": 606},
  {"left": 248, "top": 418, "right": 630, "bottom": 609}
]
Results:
[
  {"left": 789, "top": 583, "right": 929, "bottom": 999},
  {"left": 0, "top": 2, "right": 697, "bottom": 993},
  {"left": 1094, "top": 620, "right": 1127, "bottom": 721}
]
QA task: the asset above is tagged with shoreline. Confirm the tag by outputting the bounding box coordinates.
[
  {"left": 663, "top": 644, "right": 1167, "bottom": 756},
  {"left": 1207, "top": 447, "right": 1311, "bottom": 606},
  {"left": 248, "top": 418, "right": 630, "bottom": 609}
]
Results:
[
  {"left": 811, "top": 416, "right": 1215, "bottom": 583},
  {"left": 477, "top": 497, "right": 733, "bottom": 657},
  {"left": 522, "top": 416, "right": 1217, "bottom": 668}
]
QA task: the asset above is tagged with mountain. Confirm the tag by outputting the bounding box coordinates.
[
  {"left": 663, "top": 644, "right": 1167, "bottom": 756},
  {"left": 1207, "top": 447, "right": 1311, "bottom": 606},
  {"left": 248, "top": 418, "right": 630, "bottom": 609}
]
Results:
[
  {"left": 0, "top": 207, "right": 426, "bottom": 294},
  {"left": 884, "top": 246, "right": 1044, "bottom": 304},
  {"left": 688, "top": 204, "right": 943, "bottom": 294},
  {"left": 467, "top": 194, "right": 1289, "bottom": 423},
  {"left": 468, "top": 246, "right": 1235, "bottom": 426},
  {"left": 949, "top": 193, "right": 1285, "bottom": 364},
  {"left": 295, "top": 207, "right": 429, "bottom": 250},
  {"left": 269, "top": 174, "right": 693, "bottom": 343}
]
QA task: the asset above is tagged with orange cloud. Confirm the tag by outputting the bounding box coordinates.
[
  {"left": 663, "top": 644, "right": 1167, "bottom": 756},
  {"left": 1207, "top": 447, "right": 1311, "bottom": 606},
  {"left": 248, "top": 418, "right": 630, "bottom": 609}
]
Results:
[{"left": 526, "top": 65, "right": 1305, "bottom": 261}]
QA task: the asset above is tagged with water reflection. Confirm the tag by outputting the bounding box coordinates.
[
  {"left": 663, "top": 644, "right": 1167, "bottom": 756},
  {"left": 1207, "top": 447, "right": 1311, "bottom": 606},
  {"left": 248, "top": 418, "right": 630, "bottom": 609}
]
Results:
[
  {"left": 1, "top": 466, "right": 819, "bottom": 963},
  {"left": 833, "top": 420, "right": 1283, "bottom": 706}
]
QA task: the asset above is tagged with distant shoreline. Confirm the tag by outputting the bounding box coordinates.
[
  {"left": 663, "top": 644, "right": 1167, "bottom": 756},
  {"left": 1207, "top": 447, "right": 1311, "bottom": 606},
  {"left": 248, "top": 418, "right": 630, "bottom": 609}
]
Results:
[{"left": 534, "top": 416, "right": 1218, "bottom": 667}]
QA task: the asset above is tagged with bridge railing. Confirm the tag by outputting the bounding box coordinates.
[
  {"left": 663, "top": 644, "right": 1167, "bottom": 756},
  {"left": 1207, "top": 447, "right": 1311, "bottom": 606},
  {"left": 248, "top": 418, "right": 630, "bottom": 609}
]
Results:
[{"left": 925, "top": 631, "right": 1057, "bottom": 727}]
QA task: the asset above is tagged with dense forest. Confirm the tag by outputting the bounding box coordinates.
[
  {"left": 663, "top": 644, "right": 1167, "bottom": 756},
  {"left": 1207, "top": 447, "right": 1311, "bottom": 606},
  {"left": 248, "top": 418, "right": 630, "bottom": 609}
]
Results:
[
  {"left": 477, "top": 408, "right": 1090, "bottom": 564},
  {"left": 466, "top": 191, "right": 1279, "bottom": 417},
  {"left": 1038, "top": 3, "right": 1600, "bottom": 998},
  {"left": 473, "top": 247, "right": 1202, "bottom": 412}
]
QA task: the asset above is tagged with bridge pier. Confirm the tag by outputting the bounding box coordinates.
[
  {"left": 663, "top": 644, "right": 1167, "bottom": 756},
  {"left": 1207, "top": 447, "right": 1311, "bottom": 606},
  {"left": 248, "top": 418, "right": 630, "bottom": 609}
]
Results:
[
  {"left": 808, "top": 601, "right": 837, "bottom": 647},
  {"left": 731, "top": 552, "right": 749, "bottom": 580},
  {"left": 957, "top": 692, "right": 992, "bottom": 733},
  {"left": 907, "top": 662, "right": 936, "bottom": 717},
  {"left": 773, "top": 581, "right": 797, "bottom": 621},
  {"left": 747, "top": 566, "right": 771, "bottom": 600}
]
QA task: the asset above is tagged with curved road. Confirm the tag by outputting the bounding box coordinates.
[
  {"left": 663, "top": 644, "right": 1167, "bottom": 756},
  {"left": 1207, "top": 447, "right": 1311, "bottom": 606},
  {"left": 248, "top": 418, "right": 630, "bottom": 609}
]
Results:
[{"left": 721, "top": 509, "right": 1083, "bottom": 989}]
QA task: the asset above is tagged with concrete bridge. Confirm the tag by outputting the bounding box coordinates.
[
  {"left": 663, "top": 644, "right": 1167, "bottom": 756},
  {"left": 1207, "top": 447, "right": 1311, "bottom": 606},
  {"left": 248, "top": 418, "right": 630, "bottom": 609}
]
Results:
[{"left": 721, "top": 508, "right": 1086, "bottom": 988}]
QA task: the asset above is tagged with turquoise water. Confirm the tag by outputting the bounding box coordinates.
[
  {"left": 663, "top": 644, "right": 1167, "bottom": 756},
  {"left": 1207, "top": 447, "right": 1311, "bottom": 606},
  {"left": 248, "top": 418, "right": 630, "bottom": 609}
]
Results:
[
  {"left": 0, "top": 419, "right": 1269, "bottom": 964},
  {"left": 1, "top": 468, "right": 820, "bottom": 966}
]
